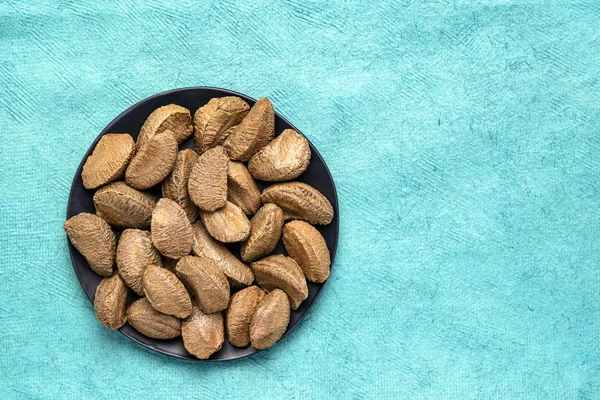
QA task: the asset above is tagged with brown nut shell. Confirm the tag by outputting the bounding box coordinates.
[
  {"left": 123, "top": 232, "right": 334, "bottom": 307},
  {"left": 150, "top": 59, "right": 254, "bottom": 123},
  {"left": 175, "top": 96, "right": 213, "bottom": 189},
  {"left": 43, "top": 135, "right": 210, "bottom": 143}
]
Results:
[
  {"left": 226, "top": 286, "right": 265, "bottom": 347},
  {"left": 191, "top": 222, "right": 254, "bottom": 288},
  {"left": 93, "top": 181, "right": 156, "bottom": 229},
  {"left": 193, "top": 97, "right": 250, "bottom": 153},
  {"left": 240, "top": 203, "right": 284, "bottom": 262},
  {"left": 182, "top": 304, "right": 224, "bottom": 359},
  {"left": 94, "top": 273, "right": 129, "bottom": 329},
  {"left": 116, "top": 229, "right": 161, "bottom": 295},
  {"left": 138, "top": 104, "right": 193, "bottom": 147},
  {"left": 82, "top": 133, "right": 136, "bottom": 190},
  {"left": 151, "top": 198, "right": 194, "bottom": 259},
  {"left": 223, "top": 97, "right": 275, "bottom": 161},
  {"left": 283, "top": 221, "right": 330, "bottom": 283},
  {"left": 249, "top": 289, "right": 290, "bottom": 350},
  {"left": 261, "top": 182, "right": 334, "bottom": 225},
  {"left": 188, "top": 146, "right": 228, "bottom": 212},
  {"left": 143, "top": 264, "right": 192, "bottom": 318},
  {"left": 227, "top": 161, "right": 261, "bottom": 215},
  {"left": 251, "top": 255, "right": 308, "bottom": 310},
  {"left": 248, "top": 129, "right": 311, "bottom": 182},
  {"left": 175, "top": 256, "right": 230, "bottom": 314},
  {"left": 200, "top": 201, "right": 250, "bottom": 243},
  {"left": 127, "top": 297, "right": 181, "bottom": 339},
  {"left": 125, "top": 130, "right": 178, "bottom": 190},
  {"left": 162, "top": 149, "right": 199, "bottom": 222},
  {"left": 64, "top": 213, "right": 116, "bottom": 277}
]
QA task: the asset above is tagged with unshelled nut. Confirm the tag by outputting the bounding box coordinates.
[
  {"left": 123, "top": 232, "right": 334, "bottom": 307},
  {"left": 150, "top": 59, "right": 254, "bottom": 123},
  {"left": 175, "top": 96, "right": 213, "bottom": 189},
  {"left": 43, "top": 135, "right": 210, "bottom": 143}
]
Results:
[
  {"left": 65, "top": 213, "right": 116, "bottom": 277},
  {"left": 249, "top": 289, "right": 290, "bottom": 350}
]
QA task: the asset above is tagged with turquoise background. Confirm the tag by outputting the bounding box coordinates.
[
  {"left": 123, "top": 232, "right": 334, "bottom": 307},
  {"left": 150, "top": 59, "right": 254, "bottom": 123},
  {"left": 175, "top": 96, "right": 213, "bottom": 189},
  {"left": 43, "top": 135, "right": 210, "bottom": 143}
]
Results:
[{"left": 1, "top": 0, "right": 599, "bottom": 398}]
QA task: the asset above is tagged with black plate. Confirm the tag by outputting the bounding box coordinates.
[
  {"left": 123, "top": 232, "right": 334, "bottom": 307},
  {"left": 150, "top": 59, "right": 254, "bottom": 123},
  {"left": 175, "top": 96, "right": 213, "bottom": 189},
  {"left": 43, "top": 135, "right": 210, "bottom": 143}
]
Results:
[{"left": 66, "top": 87, "right": 339, "bottom": 361}]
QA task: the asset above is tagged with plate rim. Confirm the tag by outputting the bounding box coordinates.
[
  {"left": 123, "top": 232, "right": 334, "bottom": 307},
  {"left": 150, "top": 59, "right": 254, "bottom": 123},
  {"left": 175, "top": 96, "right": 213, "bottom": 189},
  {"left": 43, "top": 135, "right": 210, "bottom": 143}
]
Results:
[{"left": 66, "top": 86, "right": 339, "bottom": 361}]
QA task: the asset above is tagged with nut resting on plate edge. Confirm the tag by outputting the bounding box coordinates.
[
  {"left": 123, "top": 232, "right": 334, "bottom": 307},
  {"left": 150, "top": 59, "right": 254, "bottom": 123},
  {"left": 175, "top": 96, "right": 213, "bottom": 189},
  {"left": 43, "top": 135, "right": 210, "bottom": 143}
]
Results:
[{"left": 65, "top": 94, "right": 335, "bottom": 359}]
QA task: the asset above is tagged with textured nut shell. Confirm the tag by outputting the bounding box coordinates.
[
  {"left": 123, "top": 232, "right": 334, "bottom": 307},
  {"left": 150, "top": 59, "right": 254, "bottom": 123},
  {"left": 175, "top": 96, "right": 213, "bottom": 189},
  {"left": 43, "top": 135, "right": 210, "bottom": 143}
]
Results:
[
  {"left": 248, "top": 129, "right": 311, "bottom": 182},
  {"left": 188, "top": 146, "right": 228, "bottom": 212},
  {"left": 250, "top": 289, "right": 290, "bottom": 350},
  {"left": 138, "top": 104, "right": 192, "bottom": 147},
  {"left": 116, "top": 229, "right": 161, "bottom": 295},
  {"left": 162, "top": 149, "right": 199, "bottom": 222},
  {"left": 151, "top": 198, "right": 194, "bottom": 259},
  {"left": 251, "top": 255, "right": 308, "bottom": 310},
  {"left": 191, "top": 222, "right": 254, "bottom": 288},
  {"left": 64, "top": 213, "right": 116, "bottom": 277},
  {"left": 94, "top": 274, "right": 129, "bottom": 329},
  {"left": 240, "top": 204, "right": 284, "bottom": 262},
  {"left": 201, "top": 201, "right": 250, "bottom": 243},
  {"left": 227, "top": 162, "right": 261, "bottom": 215},
  {"left": 261, "top": 182, "right": 334, "bottom": 225},
  {"left": 127, "top": 298, "right": 181, "bottom": 339},
  {"left": 182, "top": 304, "right": 224, "bottom": 359},
  {"left": 93, "top": 181, "right": 156, "bottom": 229},
  {"left": 143, "top": 264, "right": 192, "bottom": 318},
  {"left": 82, "top": 134, "right": 136, "bottom": 190},
  {"left": 223, "top": 97, "right": 275, "bottom": 161},
  {"left": 283, "top": 221, "right": 331, "bottom": 283},
  {"left": 194, "top": 97, "right": 250, "bottom": 153},
  {"left": 226, "top": 286, "right": 265, "bottom": 347},
  {"left": 176, "top": 256, "right": 230, "bottom": 314},
  {"left": 126, "top": 130, "right": 178, "bottom": 190}
]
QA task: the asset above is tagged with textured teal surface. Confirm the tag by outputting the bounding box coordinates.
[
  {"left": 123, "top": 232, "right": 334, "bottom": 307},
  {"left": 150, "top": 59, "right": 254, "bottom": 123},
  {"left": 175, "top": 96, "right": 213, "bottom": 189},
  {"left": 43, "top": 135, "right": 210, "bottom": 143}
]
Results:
[{"left": 1, "top": 1, "right": 599, "bottom": 398}]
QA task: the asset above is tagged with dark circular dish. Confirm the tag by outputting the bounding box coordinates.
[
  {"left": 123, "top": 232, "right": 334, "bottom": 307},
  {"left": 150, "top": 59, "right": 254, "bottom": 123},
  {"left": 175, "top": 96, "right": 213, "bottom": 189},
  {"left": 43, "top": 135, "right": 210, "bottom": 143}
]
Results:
[{"left": 66, "top": 87, "right": 339, "bottom": 361}]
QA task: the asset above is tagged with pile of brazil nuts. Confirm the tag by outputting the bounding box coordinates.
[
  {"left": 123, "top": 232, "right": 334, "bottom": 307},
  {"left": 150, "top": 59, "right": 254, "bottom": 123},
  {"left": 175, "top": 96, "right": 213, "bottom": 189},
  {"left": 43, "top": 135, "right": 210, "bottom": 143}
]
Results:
[{"left": 65, "top": 96, "right": 333, "bottom": 358}]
